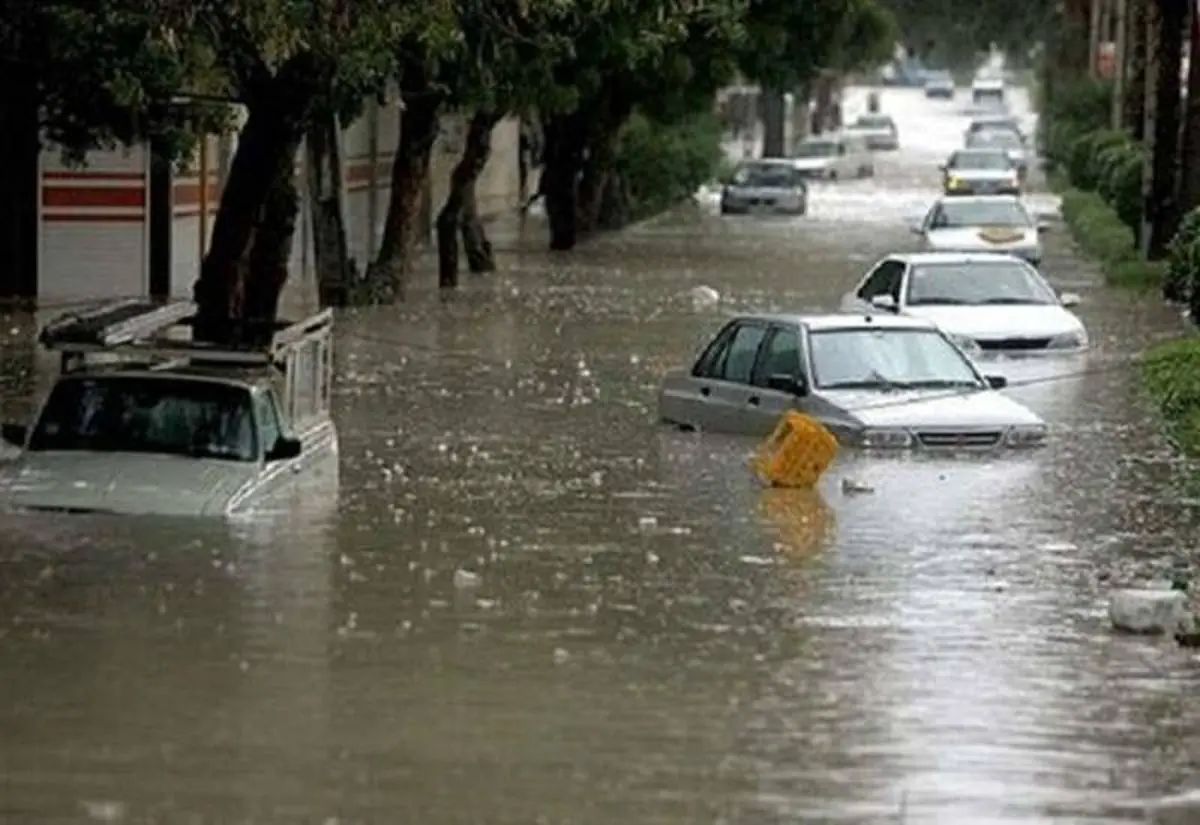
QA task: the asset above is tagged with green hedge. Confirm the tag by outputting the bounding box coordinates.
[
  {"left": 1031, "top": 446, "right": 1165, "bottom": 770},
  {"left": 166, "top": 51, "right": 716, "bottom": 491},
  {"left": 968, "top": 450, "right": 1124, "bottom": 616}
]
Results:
[
  {"left": 613, "top": 111, "right": 725, "bottom": 223},
  {"left": 1141, "top": 337, "right": 1200, "bottom": 457}
]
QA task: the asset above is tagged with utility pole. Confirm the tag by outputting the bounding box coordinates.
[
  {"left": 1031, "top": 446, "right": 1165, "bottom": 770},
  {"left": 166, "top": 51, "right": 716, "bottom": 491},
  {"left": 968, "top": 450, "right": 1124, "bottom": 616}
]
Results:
[
  {"left": 1090, "top": 0, "right": 1103, "bottom": 77},
  {"left": 1113, "top": 0, "right": 1127, "bottom": 128}
]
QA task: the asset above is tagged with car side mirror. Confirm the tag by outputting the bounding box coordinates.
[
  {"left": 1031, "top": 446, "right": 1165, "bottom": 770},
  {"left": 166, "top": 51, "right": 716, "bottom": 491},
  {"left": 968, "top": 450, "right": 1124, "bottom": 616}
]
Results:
[
  {"left": 910, "top": 224, "right": 923, "bottom": 234},
  {"left": 1037, "top": 222, "right": 1050, "bottom": 233},
  {"left": 1, "top": 423, "right": 26, "bottom": 447},
  {"left": 937, "top": 163, "right": 946, "bottom": 172},
  {"left": 985, "top": 375, "right": 1008, "bottom": 390},
  {"left": 265, "top": 436, "right": 302, "bottom": 461},
  {"left": 766, "top": 373, "right": 808, "bottom": 396},
  {"left": 1059, "top": 292, "right": 1081, "bottom": 307},
  {"left": 869, "top": 294, "right": 898, "bottom": 312}
]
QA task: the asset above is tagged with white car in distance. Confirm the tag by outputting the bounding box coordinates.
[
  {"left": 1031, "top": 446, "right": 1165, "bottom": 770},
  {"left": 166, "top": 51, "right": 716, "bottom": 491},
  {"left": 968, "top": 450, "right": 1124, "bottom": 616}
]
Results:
[
  {"left": 840, "top": 252, "right": 1089, "bottom": 355},
  {"left": 791, "top": 133, "right": 873, "bottom": 180}
]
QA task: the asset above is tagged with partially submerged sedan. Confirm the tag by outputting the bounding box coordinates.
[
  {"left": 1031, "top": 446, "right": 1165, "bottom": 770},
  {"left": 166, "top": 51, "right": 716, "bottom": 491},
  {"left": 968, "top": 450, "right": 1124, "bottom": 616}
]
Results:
[
  {"left": 846, "top": 114, "right": 900, "bottom": 151},
  {"left": 840, "top": 252, "right": 1088, "bottom": 355},
  {"left": 913, "top": 195, "right": 1046, "bottom": 266},
  {"left": 720, "top": 159, "right": 808, "bottom": 215},
  {"left": 657, "top": 313, "right": 1046, "bottom": 449},
  {"left": 0, "top": 300, "right": 338, "bottom": 517},
  {"left": 941, "top": 148, "right": 1021, "bottom": 196}
]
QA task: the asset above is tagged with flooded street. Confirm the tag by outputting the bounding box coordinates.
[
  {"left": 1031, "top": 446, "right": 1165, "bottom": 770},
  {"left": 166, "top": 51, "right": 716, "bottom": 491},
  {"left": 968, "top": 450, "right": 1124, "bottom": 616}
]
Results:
[{"left": 6, "top": 87, "right": 1200, "bottom": 823}]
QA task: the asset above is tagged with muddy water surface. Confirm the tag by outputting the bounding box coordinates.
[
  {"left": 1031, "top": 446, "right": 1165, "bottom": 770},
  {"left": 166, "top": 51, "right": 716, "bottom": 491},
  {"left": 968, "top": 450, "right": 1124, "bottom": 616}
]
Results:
[{"left": 2, "top": 87, "right": 1200, "bottom": 824}]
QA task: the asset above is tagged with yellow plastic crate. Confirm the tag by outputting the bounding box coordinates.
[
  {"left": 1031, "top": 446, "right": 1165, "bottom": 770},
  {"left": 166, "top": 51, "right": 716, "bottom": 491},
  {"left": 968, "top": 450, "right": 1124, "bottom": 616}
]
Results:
[{"left": 752, "top": 411, "right": 838, "bottom": 489}]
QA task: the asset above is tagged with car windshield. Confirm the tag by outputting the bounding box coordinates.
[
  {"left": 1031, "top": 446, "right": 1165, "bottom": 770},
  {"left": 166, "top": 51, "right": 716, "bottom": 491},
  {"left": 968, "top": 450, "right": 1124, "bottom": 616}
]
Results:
[
  {"left": 947, "top": 150, "right": 1012, "bottom": 171},
  {"left": 796, "top": 140, "right": 838, "bottom": 158},
  {"left": 906, "top": 261, "right": 1059, "bottom": 306},
  {"left": 28, "top": 376, "right": 258, "bottom": 461},
  {"left": 732, "top": 163, "right": 799, "bottom": 187},
  {"left": 854, "top": 116, "right": 893, "bottom": 130},
  {"left": 926, "top": 72, "right": 952, "bottom": 82},
  {"left": 809, "top": 328, "right": 981, "bottom": 390},
  {"left": 928, "top": 199, "right": 1031, "bottom": 228},
  {"left": 970, "top": 118, "right": 1018, "bottom": 133},
  {"left": 968, "top": 129, "right": 1022, "bottom": 150}
]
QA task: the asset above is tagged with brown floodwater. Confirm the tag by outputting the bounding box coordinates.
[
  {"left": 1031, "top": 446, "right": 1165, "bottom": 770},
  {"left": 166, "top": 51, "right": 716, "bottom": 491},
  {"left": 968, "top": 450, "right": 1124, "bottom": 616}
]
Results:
[{"left": 2, "top": 87, "right": 1200, "bottom": 824}]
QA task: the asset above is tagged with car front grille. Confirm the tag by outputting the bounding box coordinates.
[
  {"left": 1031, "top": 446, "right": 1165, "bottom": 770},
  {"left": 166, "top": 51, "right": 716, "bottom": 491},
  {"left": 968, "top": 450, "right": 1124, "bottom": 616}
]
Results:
[
  {"left": 977, "top": 337, "right": 1051, "bottom": 351},
  {"left": 916, "top": 429, "right": 1004, "bottom": 449}
]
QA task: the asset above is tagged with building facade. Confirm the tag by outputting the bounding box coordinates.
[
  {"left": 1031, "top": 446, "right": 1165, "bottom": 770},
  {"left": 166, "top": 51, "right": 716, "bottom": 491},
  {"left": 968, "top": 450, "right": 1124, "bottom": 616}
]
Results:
[{"left": 32, "top": 103, "right": 523, "bottom": 307}]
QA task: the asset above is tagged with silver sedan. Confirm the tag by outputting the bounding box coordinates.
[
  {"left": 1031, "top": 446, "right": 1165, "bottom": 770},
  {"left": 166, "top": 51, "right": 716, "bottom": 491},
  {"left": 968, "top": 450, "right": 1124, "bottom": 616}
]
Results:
[{"left": 657, "top": 313, "right": 1047, "bottom": 449}]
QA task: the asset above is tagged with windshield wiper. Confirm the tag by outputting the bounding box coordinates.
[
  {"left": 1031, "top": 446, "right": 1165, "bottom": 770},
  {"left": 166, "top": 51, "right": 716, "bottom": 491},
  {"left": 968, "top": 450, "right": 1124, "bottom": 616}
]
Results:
[
  {"left": 904, "top": 379, "right": 981, "bottom": 388},
  {"left": 908, "top": 297, "right": 968, "bottom": 305},
  {"left": 824, "top": 371, "right": 913, "bottom": 392},
  {"left": 976, "top": 297, "right": 1040, "bottom": 304}
]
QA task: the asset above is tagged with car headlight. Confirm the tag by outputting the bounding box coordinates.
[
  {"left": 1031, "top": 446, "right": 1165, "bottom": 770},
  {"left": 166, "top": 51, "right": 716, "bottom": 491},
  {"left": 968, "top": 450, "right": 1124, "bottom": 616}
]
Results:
[
  {"left": 859, "top": 428, "right": 914, "bottom": 448},
  {"left": 1006, "top": 424, "right": 1047, "bottom": 446},
  {"left": 947, "top": 333, "right": 983, "bottom": 355},
  {"left": 1046, "top": 330, "right": 1088, "bottom": 349},
  {"left": 946, "top": 175, "right": 963, "bottom": 188}
]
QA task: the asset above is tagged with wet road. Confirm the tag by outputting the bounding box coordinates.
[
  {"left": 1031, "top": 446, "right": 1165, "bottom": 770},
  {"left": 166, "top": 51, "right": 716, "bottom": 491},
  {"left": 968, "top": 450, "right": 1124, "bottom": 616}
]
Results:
[{"left": 3, "top": 86, "right": 1200, "bottom": 824}]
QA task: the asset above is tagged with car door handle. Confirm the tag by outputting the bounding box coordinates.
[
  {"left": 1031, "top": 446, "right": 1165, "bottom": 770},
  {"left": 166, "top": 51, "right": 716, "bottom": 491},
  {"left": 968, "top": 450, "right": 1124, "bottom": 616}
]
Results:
[
  {"left": 700, "top": 386, "right": 710, "bottom": 397},
  {"left": 747, "top": 395, "right": 760, "bottom": 406}
]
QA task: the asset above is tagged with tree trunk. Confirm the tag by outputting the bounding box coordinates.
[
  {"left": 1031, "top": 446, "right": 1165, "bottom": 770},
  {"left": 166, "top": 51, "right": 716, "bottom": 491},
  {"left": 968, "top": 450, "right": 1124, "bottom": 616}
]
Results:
[
  {"left": 597, "top": 172, "right": 631, "bottom": 231},
  {"left": 193, "top": 91, "right": 310, "bottom": 341},
  {"left": 1146, "top": 0, "right": 1184, "bottom": 258},
  {"left": 761, "top": 89, "right": 786, "bottom": 155},
  {"left": 436, "top": 109, "right": 500, "bottom": 288},
  {"left": 242, "top": 156, "right": 301, "bottom": 340},
  {"left": 0, "top": 71, "right": 40, "bottom": 303},
  {"left": 541, "top": 111, "right": 587, "bottom": 250},
  {"left": 1125, "top": 0, "right": 1147, "bottom": 139},
  {"left": 1181, "top": 3, "right": 1200, "bottom": 213},
  {"left": 369, "top": 82, "right": 441, "bottom": 298},
  {"left": 461, "top": 185, "right": 495, "bottom": 273},
  {"left": 305, "top": 112, "right": 353, "bottom": 307}
]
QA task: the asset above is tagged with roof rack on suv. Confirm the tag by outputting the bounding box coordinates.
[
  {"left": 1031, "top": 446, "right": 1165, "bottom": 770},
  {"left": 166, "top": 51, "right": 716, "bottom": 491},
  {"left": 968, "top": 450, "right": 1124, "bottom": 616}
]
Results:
[{"left": 39, "top": 299, "right": 334, "bottom": 374}]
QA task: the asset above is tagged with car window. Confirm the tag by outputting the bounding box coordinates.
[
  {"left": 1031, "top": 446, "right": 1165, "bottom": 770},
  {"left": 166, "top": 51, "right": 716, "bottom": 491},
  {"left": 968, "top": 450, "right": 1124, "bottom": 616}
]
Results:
[
  {"left": 906, "top": 261, "right": 1058, "bottom": 306},
  {"left": 28, "top": 376, "right": 257, "bottom": 461},
  {"left": 931, "top": 199, "right": 1031, "bottom": 228},
  {"left": 733, "top": 163, "right": 796, "bottom": 187},
  {"left": 837, "top": 142, "right": 848, "bottom": 156},
  {"left": 716, "top": 323, "right": 768, "bottom": 384},
  {"left": 692, "top": 322, "right": 737, "bottom": 377},
  {"left": 808, "top": 328, "right": 982, "bottom": 389},
  {"left": 948, "top": 151, "right": 1012, "bottom": 170},
  {"left": 254, "top": 390, "right": 284, "bottom": 454},
  {"left": 752, "top": 326, "right": 802, "bottom": 387},
  {"left": 857, "top": 260, "right": 905, "bottom": 298}
]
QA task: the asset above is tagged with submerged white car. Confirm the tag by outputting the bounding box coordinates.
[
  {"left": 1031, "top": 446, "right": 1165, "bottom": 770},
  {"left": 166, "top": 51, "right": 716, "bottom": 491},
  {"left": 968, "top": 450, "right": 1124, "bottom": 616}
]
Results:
[
  {"left": 0, "top": 300, "right": 338, "bottom": 517},
  {"left": 791, "top": 133, "right": 873, "bottom": 180},
  {"left": 656, "top": 312, "right": 1046, "bottom": 449},
  {"left": 840, "top": 252, "right": 1088, "bottom": 355},
  {"left": 913, "top": 195, "right": 1046, "bottom": 266}
]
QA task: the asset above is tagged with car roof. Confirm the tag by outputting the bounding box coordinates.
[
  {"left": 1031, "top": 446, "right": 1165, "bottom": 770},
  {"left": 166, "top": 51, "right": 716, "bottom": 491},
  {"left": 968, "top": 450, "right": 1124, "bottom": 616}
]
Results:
[
  {"left": 57, "top": 366, "right": 265, "bottom": 390},
  {"left": 931, "top": 194, "right": 1024, "bottom": 206},
  {"left": 732, "top": 312, "right": 938, "bottom": 331},
  {"left": 880, "top": 251, "right": 1032, "bottom": 266}
]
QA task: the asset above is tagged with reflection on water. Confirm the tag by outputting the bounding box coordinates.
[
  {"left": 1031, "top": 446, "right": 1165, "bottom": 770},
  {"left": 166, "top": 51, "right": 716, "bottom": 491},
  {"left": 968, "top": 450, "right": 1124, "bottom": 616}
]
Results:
[{"left": 1, "top": 88, "right": 1200, "bottom": 823}]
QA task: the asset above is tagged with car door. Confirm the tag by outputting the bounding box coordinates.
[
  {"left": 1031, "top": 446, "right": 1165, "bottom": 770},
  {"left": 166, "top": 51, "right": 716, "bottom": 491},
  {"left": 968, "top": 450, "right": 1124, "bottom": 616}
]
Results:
[
  {"left": 843, "top": 258, "right": 906, "bottom": 310},
  {"left": 745, "top": 323, "right": 808, "bottom": 433},
  {"left": 834, "top": 138, "right": 851, "bottom": 177},
  {"left": 698, "top": 320, "right": 770, "bottom": 433}
]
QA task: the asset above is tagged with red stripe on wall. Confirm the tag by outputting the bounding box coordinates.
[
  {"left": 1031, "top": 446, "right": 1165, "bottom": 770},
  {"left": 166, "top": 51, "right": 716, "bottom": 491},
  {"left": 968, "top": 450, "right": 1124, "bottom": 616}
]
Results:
[
  {"left": 43, "top": 187, "right": 145, "bottom": 208},
  {"left": 43, "top": 171, "right": 145, "bottom": 182},
  {"left": 43, "top": 213, "right": 146, "bottom": 223}
]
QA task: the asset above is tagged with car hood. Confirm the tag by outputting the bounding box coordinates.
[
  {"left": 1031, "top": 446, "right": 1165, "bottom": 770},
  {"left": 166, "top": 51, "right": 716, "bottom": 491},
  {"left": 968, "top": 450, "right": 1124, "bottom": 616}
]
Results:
[
  {"left": 0, "top": 452, "right": 259, "bottom": 516},
  {"left": 903, "top": 304, "right": 1084, "bottom": 339},
  {"left": 790, "top": 157, "right": 834, "bottom": 170},
  {"left": 821, "top": 387, "right": 1043, "bottom": 428},
  {"left": 926, "top": 226, "right": 1038, "bottom": 250}
]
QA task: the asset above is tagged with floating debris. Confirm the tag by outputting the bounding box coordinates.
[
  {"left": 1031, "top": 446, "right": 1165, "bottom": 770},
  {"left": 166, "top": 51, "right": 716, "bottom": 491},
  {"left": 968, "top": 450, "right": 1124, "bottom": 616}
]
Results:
[
  {"left": 1109, "top": 587, "right": 1188, "bottom": 635},
  {"left": 453, "top": 569, "right": 481, "bottom": 589},
  {"left": 689, "top": 285, "right": 720, "bottom": 310},
  {"left": 841, "top": 478, "right": 874, "bottom": 495}
]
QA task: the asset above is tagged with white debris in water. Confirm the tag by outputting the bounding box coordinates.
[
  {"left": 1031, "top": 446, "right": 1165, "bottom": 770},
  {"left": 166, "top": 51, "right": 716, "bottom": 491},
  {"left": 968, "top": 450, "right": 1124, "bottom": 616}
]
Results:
[
  {"left": 689, "top": 285, "right": 720, "bottom": 310},
  {"left": 637, "top": 516, "right": 658, "bottom": 530},
  {"left": 1109, "top": 588, "right": 1188, "bottom": 635},
  {"left": 453, "top": 569, "right": 481, "bottom": 589},
  {"left": 739, "top": 555, "right": 775, "bottom": 566},
  {"left": 645, "top": 551, "right": 660, "bottom": 565},
  {"left": 841, "top": 478, "right": 874, "bottom": 495},
  {"left": 80, "top": 800, "right": 126, "bottom": 821},
  {"left": 553, "top": 647, "right": 570, "bottom": 664}
]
